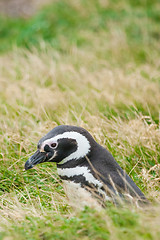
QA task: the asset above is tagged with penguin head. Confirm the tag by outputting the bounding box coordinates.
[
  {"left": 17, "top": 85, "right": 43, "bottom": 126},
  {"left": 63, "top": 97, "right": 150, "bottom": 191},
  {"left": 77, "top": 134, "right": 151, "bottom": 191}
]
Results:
[{"left": 25, "top": 125, "right": 94, "bottom": 170}]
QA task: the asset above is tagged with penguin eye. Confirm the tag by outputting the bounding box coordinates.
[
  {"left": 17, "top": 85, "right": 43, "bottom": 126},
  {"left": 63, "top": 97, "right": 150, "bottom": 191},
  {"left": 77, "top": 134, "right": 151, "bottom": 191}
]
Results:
[{"left": 50, "top": 142, "right": 57, "bottom": 149}]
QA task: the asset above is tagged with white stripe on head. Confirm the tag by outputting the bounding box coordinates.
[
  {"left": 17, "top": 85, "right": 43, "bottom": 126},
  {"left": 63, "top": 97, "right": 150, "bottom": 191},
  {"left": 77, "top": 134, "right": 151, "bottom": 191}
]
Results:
[{"left": 41, "top": 131, "right": 91, "bottom": 164}]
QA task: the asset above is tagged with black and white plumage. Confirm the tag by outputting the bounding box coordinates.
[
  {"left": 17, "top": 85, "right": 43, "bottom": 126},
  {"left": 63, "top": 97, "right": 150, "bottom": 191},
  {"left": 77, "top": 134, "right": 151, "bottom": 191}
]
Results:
[{"left": 25, "top": 125, "right": 148, "bottom": 208}]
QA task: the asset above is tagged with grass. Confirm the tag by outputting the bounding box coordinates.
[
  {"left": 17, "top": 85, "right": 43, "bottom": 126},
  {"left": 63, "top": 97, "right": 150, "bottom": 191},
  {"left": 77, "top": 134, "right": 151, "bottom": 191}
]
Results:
[{"left": 0, "top": 0, "right": 160, "bottom": 239}]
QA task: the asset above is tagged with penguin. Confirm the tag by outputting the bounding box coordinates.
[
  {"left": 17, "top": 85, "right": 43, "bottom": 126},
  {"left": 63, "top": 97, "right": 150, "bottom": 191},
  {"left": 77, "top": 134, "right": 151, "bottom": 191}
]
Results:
[{"left": 25, "top": 125, "right": 148, "bottom": 209}]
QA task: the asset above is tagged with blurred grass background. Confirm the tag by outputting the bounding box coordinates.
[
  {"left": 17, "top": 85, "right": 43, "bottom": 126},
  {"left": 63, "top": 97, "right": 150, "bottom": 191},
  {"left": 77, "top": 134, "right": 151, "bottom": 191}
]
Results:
[{"left": 0, "top": 0, "right": 160, "bottom": 239}]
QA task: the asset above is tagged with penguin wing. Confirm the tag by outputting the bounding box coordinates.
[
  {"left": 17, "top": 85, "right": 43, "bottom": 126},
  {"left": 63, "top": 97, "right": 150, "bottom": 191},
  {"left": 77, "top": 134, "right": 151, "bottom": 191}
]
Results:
[{"left": 91, "top": 146, "right": 147, "bottom": 202}]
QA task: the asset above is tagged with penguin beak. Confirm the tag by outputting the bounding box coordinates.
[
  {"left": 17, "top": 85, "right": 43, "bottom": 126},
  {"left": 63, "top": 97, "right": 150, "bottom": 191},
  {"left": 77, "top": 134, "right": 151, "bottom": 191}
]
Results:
[{"left": 25, "top": 150, "right": 46, "bottom": 170}]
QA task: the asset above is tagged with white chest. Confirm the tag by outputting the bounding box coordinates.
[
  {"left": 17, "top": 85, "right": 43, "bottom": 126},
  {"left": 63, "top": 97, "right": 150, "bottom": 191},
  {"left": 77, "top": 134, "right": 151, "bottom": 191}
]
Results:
[{"left": 62, "top": 180, "right": 103, "bottom": 210}]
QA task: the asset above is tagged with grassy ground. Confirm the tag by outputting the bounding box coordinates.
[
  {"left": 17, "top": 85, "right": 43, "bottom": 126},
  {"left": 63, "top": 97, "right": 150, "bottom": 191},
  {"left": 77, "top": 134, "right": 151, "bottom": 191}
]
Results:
[{"left": 0, "top": 0, "right": 160, "bottom": 239}]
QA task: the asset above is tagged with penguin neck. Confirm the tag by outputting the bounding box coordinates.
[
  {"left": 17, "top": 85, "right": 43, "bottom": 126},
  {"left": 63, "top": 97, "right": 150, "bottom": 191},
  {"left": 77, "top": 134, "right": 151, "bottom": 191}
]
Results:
[{"left": 56, "top": 155, "right": 90, "bottom": 169}]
